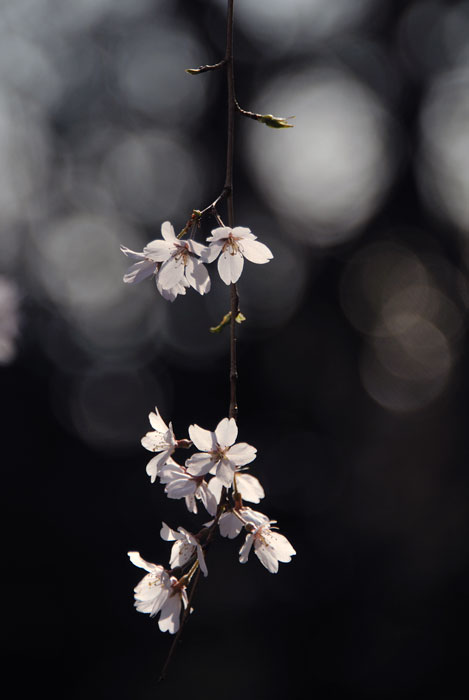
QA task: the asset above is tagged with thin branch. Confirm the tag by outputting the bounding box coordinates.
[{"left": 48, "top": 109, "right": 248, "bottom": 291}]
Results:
[
  {"left": 158, "top": 566, "right": 201, "bottom": 683},
  {"left": 186, "top": 58, "right": 227, "bottom": 75},
  {"left": 224, "top": 0, "right": 239, "bottom": 421}
]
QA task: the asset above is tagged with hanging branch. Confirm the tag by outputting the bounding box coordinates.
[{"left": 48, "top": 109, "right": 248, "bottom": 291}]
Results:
[{"left": 122, "top": 0, "right": 295, "bottom": 687}]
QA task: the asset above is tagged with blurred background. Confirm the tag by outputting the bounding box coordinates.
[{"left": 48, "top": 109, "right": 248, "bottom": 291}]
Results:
[{"left": 3, "top": 0, "right": 469, "bottom": 697}]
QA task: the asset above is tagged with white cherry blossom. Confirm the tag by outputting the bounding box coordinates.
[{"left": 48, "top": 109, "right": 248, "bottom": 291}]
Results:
[
  {"left": 202, "top": 226, "right": 273, "bottom": 285},
  {"left": 127, "top": 551, "right": 188, "bottom": 633},
  {"left": 159, "top": 460, "right": 218, "bottom": 516},
  {"left": 120, "top": 243, "right": 189, "bottom": 302},
  {"left": 144, "top": 221, "right": 211, "bottom": 295},
  {"left": 239, "top": 521, "right": 296, "bottom": 574},
  {"left": 185, "top": 417, "right": 256, "bottom": 488},
  {"left": 141, "top": 407, "right": 177, "bottom": 482},
  {"left": 161, "top": 522, "right": 208, "bottom": 577}
]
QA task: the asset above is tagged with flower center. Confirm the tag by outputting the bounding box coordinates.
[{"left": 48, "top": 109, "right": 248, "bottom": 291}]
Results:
[
  {"left": 211, "top": 445, "right": 228, "bottom": 461},
  {"left": 222, "top": 234, "right": 239, "bottom": 256}
]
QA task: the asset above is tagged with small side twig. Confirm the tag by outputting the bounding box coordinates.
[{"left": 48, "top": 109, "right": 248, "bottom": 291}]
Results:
[{"left": 186, "top": 58, "right": 227, "bottom": 75}]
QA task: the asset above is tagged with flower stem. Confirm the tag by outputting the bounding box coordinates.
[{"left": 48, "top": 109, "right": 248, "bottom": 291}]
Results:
[
  {"left": 224, "top": 0, "right": 239, "bottom": 421},
  {"left": 158, "top": 0, "right": 239, "bottom": 682}
]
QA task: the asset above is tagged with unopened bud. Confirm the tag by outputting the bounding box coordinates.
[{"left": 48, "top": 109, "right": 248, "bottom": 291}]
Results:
[{"left": 257, "top": 113, "right": 293, "bottom": 129}]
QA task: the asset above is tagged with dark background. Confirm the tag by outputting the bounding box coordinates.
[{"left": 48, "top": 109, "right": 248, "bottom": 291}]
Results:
[{"left": 3, "top": 0, "right": 469, "bottom": 698}]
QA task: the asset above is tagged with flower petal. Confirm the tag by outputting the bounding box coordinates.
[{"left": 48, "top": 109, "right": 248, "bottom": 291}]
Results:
[
  {"left": 188, "top": 424, "right": 217, "bottom": 452},
  {"left": 185, "top": 452, "right": 213, "bottom": 476},
  {"left": 239, "top": 533, "right": 254, "bottom": 563},
  {"left": 238, "top": 238, "right": 273, "bottom": 264},
  {"left": 143, "top": 240, "right": 173, "bottom": 262},
  {"left": 123, "top": 259, "right": 156, "bottom": 284},
  {"left": 161, "top": 221, "right": 176, "bottom": 241},
  {"left": 206, "top": 226, "right": 231, "bottom": 242},
  {"left": 128, "top": 551, "right": 158, "bottom": 572},
  {"left": 254, "top": 540, "right": 279, "bottom": 573},
  {"left": 148, "top": 408, "right": 168, "bottom": 433},
  {"left": 216, "top": 458, "right": 235, "bottom": 488},
  {"left": 120, "top": 244, "right": 145, "bottom": 260},
  {"left": 218, "top": 249, "right": 244, "bottom": 284},
  {"left": 235, "top": 473, "right": 264, "bottom": 503},
  {"left": 215, "top": 417, "right": 238, "bottom": 447},
  {"left": 185, "top": 258, "right": 211, "bottom": 295},
  {"left": 201, "top": 239, "right": 224, "bottom": 263},
  {"left": 218, "top": 512, "right": 244, "bottom": 539},
  {"left": 231, "top": 226, "right": 256, "bottom": 240},
  {"left": 160, "top": 522, "right": 179, "bottom": 541},
  {"left": 226, "top": 442, "right": 257, "bottom": 466},
  {"left": 158, "top": 592, "right": 182, "bottom": 633},
  {"left": 158, "top": 256, "right": 185, "bottom": 289}
]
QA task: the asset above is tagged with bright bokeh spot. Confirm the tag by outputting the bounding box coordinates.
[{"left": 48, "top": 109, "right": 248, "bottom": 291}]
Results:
[{"left": 246, "top": 67, "right": 397, "bottom": 247}]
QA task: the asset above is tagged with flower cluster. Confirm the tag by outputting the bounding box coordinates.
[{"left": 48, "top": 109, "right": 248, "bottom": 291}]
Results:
[
  {"left": 121, "top": 222, "right": 273, "bottom": 301},
  {"left": 128, "top": 408, "right": 295, "bottom": 633}
]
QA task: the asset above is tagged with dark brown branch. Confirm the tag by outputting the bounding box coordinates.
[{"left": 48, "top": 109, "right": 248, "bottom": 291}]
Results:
[
  {"left": 186, "top": 58, "right": 227, "bottom": 75},
  {"left": 158, "top": 567, "right": 201, "bottom": 683}
]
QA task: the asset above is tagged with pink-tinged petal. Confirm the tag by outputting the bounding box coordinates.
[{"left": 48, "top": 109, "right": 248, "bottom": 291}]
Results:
[
  {"left": 149, "top": 586, "right": 171, "bottom": 617},
  {"left": 226, "top": 442, "right": 257, "bottom": 466},
  {"left": 207, "top": 475, "right": 223, "bottom": 502},
  {"left": 156, "top": 274, "right": 189, "bottom": 301},
  {"left": 185, "top": 452, "right": 213, "bottom": 476},
  {"left": 123, "top": 259, "right": 156, "bottom": 284},
  {"left": 238, "top": 238, "right": 273, "bottom": 264},
  {"left": 145, "top": 454, "right": 166, "bottom": 483},
  {"left": 158, "top": 593, "right": 182, "bottom": 633},
  {"left": 216, "top": 458, "right": 236, "bottom": 488},
  {"left": 159, "top": 463, "right": 185, "bottom": 484},
  {"left": 201, "top": 239, "right": 224, "bottom": 263},
  {"left": 254, "top": 541, "right": 279, "bottom": 573},
  {"left": 148, "top": 408, "right": 168, "bottom": 432},
  {"left": 206, "top": 226, "right": 231, "bottom": 242},
  {"left": 158, "top": 256, "right": 185, "bottom": 289},
  {"left": 161, "top": 221, "right": 176, "bottom": 241},
  {"left": 186, "top": 239, "right": 207, "bottom": 257},
  {"left": 218, "top": 512, "right": 243, "bottom": 539},
  {"left": 165, "top": 478, "right": 197, "bottom": 499},
  {"left": 170, "top": 539, "right": 195, "bottom": 569},
  {"left": 141, "top": 433, "right": 168, "bottom": 452},
  {"left": 215, "top": 417, "right": 238, "bottom": 447},
  {"left": 185, "top": 258, "right": 211, "bottom": 295},
  {"left": 185, "top": 493, "right": 197, "bottom": 514},
  {"left": 197, "top": 482, "right": 218, "bottom": 516},
  {"left": 269, "top": 532, "right": 296, "bottom": 562},
  {"left": 160, "top": 522, "right": 179, "bottom": 541},
  {"left": 241, "top": 507, "right": 270, "bottom": 527},
  {"left": 128, "top": 551, "right": 158, "bottom": 572},
  {"left": 218, "top": 249, "right": 244, "bottom": 284},
  {"left": 143, "top": 239, "right": 173, "bottom": 262},
  {"left": 239, "top": 533, "right": 254, "bottom": 563},
  {"left": 231, "top": 226, "right": 257, "bottom": 240},
  {"left": 120, "top": 244, "right": 145, "bottom": 260},
  {"left": 235, "top": 473, "right": 265, "bottom": 503},
  {"left": 188, "top": 424, "right": 216, "bottom": 452}
]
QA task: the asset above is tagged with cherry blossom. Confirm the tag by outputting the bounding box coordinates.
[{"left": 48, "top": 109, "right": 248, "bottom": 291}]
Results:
[
  {"left": 239, "top": 521, "right": 296, "bottom": 573},
  {"left": 127, "top": 551, "right": 188, "bottom": 633},
  {"left": 185, "top": 417, "right": 256, "bottom": 488},
  {"left": 143, "top": 221, "right": 211, "bottom": 295},
  {"left": 120, "top": 244, "right": 189, "bottom": 302},
  {"left": 159, "top": 459, "right": 218, "bottom": 516},
  {"left": 141, "top": 407, "right": 178, "bottom": 482},
  {"left": 161, "top": 522, "right": 208, "bottom": 577},
  {"left": 201, "top": 226, "right": 273, "bottom": 285}
]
